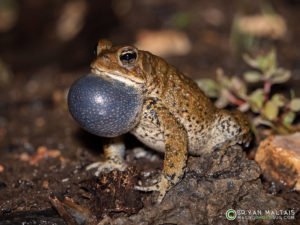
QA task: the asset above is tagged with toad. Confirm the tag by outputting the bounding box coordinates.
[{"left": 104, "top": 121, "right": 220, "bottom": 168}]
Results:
[{"left": 69, "top": 39, "right": 252, "bottom": 202}]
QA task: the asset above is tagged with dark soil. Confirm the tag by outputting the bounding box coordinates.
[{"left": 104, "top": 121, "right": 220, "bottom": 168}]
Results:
[{"left": 0, "top": 0, "right": 300, "bottom": 224}]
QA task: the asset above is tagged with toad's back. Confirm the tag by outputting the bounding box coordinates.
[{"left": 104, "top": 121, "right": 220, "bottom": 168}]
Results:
[{"left": 130, "top": 51, "right": 251, "bottom": 155}]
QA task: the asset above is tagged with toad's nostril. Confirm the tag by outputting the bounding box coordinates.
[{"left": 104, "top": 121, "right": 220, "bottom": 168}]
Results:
[{"left": 68, "top": 74, "right": 143, "bottom": 137}]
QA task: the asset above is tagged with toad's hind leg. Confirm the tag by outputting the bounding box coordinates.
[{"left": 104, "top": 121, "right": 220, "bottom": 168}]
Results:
[
  {"left": 212, "top": 109, "right": 252, "bottom": 163},
  {"left": 86, "top": 136, "right": 127, "bottom": 176}
]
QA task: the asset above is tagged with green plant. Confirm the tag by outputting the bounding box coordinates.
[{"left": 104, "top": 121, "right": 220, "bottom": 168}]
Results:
[{"left": 196, "top": 49, "right": 300, "bottom": 134}]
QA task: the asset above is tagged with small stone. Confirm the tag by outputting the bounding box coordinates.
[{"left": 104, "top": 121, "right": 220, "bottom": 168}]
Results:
[
  {"left": 255, "top": 132, "right": 300, "bottom": 191},
  {"left": 42, "top": 180, "right": 49, "bottom": 189},
  {"left": 236, "top": 14, "right": 287, "bottom": 39},
  {"left": 0, "top": 165, "right": 4, "bottom": 173},
  {"left": 135, "top": 29, "right": 191, "bottom": 57}
]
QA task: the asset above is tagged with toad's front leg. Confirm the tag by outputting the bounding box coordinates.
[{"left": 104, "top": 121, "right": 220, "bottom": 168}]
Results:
[
  {"left": 86, "top": 136, "right": 127, "bottom": 176},
  {"left": 135, "top": 99, "right": 188, "bottom": 203}
]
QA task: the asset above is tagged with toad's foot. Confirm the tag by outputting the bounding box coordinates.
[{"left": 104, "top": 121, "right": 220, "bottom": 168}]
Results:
[
  {"left": 86, "top": 159, "right": 127, "bottom": 176},
  {"left": 86, "top": 137, "right": 127, "bottom": 176},
  {"left": 135, "top": 175, "right": 170, "bottom": 203},
  {"left": 217, "top": 132, "right": 252, "bottom": 165},
  {"left": 218, "top": 132, "right": 252, "bottom": 164}
]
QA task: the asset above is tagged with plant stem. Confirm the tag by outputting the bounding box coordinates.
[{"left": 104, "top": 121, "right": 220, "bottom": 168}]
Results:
[
  {"left": 227, "top": 91, "right": 246, "bottom": 106},
  {"left": 264, "top": 80, "right": 271, "bottom": 102}
]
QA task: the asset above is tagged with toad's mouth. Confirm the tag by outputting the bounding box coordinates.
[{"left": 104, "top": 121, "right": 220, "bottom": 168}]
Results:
[{"left": 91, "top": 67, "right": 144, "bottom": 86}]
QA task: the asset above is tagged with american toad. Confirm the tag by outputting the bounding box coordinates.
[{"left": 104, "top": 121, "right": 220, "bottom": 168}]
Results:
[{"left": 68, "top": 39, "right": 252, "bottom": 202}]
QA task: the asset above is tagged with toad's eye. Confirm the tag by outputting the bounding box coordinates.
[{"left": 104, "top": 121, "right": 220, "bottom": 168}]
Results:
[{"left": 119, "top": 48, "right": 138, "bottom": 67}]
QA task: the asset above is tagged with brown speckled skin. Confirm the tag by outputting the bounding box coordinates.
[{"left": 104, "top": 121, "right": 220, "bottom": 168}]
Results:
[{"left": 91, "top": 39, "right": 252, "bottom": 201}]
